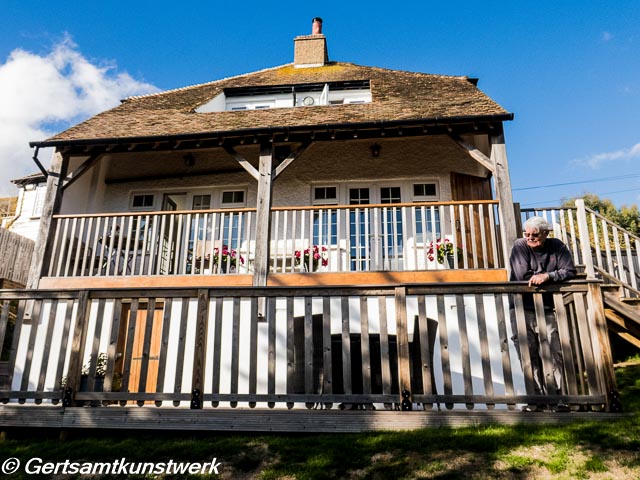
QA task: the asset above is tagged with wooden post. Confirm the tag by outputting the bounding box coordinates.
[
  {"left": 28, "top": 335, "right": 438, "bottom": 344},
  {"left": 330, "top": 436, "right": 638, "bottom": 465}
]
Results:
[
  {"left": 65, "top": 290, "right": 91, "bottom": 406},
  {"left": 586, "top": 282, "right": 618, "bottom": 411},
  {"left": 395, "top": 287, "right": 412, "bottom": 402},
  {"left": 575, "top": 198, "right": 596, "bottom": 279},
  {"left": 253, "top": 144, "right": 274, "bottom": 287},
  {"left": 27, "top": 150, "right": 69, "bottom": 289},
  {"left": 490, "top": 130, "right": 518, "bottom": 272},
  {"left": 191, "top": 288, "right": 209, "bottom": 409}
]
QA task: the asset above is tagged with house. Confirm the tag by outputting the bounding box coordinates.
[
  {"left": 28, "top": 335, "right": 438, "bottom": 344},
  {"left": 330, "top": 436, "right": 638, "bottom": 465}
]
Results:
[
  {"left": 0, "top": 18, "right": 627, "bottom": 432},
  {"left": 2, "top": 172, "right": 47, "bottom": 241}
]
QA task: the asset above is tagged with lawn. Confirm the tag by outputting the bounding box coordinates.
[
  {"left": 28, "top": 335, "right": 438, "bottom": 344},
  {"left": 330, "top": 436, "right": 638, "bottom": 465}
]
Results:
[{"left": 0, "top": 359, "right": 639, "bottom": 479}]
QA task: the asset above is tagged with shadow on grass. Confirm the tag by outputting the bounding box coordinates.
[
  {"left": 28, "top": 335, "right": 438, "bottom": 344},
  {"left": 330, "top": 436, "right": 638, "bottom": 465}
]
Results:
[{"left": 0, "top": 362, "right": 638, "bottom": 479}]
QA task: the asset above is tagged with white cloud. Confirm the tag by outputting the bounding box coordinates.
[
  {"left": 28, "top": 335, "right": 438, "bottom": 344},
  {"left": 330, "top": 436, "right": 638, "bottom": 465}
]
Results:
[
  {"left": 0, "top": 35, "right": 159, "bottom": 196},
  {"left": 573, "top": 143, "right": 640, "bottom": 169}
]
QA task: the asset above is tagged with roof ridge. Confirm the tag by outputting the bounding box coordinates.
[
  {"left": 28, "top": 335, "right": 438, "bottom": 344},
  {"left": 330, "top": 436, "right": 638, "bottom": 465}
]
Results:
[
  {"left": 122, "top": 62, "right": 296, "bottom": 102},
  {"left": 122, "top": 62, "right": 469, "bottom": 103}
]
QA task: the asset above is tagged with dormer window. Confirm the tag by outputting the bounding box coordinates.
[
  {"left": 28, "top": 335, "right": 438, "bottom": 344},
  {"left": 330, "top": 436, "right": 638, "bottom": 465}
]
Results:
[{"left": 195, "top": 80, "right": 371, "bottom": 113}]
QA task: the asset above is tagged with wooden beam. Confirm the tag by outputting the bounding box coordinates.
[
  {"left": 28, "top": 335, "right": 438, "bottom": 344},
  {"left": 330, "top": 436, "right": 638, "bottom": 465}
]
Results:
[
  {"left": 490, "top": 132, "right": 518, "bottom": 272},
  {"left": 223, "top": 146, "right": 259, "bottom": 181},
  {"left": 26, "top": 150, "right": 68, "bottom": 289},
  {"left": 253, "top": 144, "right": 274, "bottom": 286},
  {"left": 450, "top": 135, "right": 495, "bottom": 173},
  {"left": 273, "top": 141, "right": 311, "bottom": 179},
  {"left": 61, "top": 153, "right": 103, "bottom": 191}
]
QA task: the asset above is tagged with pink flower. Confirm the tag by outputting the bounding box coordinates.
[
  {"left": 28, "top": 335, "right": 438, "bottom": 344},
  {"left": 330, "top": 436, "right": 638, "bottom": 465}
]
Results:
[{"left": 294, "top": 245, "right": 329, "bottom": 271}]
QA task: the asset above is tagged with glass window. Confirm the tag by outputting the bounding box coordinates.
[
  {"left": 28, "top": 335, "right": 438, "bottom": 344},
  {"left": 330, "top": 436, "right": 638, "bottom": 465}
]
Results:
[
  {"left": 380, "top": 187, "right": 402, "bottom": 204},
  {"left": 192, "top": 195, "right": 211, "bottom": 210},
  {"left": 131, "top": 194, "right": 155, "bottom": 210},
  {"left": 221, "top": 190, "right": 245, "bottom": 206},
  {"left": 313, "top": 210, "right": 338, "bottom": 246},
  {"left": 415, "top": 208, "right": 441, "bottom": 243},
  {"left": 413, "top": 183, "right": 438, "bottom": 200},
  {"left": 349, "top": 188, "right": 370, "bottom": 205},
  {"left": 313, "top": 186, "right": 337, "bottom": 204}
]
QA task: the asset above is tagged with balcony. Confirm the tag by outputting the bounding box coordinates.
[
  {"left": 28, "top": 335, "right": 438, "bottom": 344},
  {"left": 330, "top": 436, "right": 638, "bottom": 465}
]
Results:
[{"left": 42, "top": 200, "right": 506, "bottom": 287}]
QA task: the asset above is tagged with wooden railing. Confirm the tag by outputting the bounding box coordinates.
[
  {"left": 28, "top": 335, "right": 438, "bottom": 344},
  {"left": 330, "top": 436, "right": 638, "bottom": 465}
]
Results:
[
  {"left": 521, "top": 200, "right": 640, "bottom": 297},
  {"left": 48, "top": 209, "right": 257, "bottom": 277},
  {"left": 47, "top": 200, "right": 503, "bottom": 278},
  {"left": 0, "top": 281, "right": 614, "bottom": 411},
  {"left": 269, "top": 201, "right": 502, "bottom": 273}
]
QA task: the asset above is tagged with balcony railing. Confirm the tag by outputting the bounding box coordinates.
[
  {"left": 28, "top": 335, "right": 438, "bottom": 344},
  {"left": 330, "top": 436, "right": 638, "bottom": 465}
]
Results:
[{"left": 47, "top": 200, "right": 503, "bottom": 278}]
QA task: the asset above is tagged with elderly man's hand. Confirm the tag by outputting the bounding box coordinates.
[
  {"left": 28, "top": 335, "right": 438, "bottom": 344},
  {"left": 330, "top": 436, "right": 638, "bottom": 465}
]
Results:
[{"left": 528, "top": 273, "right": 550, "bottom": 286}]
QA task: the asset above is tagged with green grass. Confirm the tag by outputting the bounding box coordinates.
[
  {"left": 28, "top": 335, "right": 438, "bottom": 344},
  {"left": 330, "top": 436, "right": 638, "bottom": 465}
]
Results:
[{"left": 0, "top": 360, "right": 639, "bottom": 479}]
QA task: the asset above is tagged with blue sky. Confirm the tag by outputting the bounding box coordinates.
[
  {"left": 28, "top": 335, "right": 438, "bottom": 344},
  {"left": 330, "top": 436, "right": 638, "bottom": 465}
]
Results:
[{"left": 1, "top": 0, "right": 638, "bottom": 208}]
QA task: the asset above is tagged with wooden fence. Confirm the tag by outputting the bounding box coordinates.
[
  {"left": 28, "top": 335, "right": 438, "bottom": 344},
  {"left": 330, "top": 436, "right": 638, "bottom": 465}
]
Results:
[
  {"left": 0, "top": 281, "right": 615, "bottom": 411},
  {"left": 0, "top": 228, "right": 34, "bottom": 287}
]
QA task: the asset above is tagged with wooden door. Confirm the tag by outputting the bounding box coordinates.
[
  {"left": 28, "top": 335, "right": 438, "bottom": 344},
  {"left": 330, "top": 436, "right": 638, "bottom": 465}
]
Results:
[
  {"left": 117, "top": 301, "right": 164, "bottom": 403},
  {"left": 450, "top": 173, "right": 496, "bottom": 267}
]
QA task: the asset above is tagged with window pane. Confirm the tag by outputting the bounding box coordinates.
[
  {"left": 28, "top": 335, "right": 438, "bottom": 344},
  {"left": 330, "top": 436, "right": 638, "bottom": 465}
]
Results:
[
  {"left": 314, "top": 186, "right": 337, "bottom": 202},
  {"left": 192, "top": 195, "right": 211, "bottom": 210},
  {"left": 415, "top": 208, "right": 441, "bottom": 243},
  {"left": 222, "top": 191, "right": 244, "bottom": 205},
  {"left": 132, "top": 194, "right": 154, "bottom": 208},
  {"left": 313, "top": 210, "right": 337, "bottom": 245},
  {"left": 349, "top": 188, "right": 370, "bottom": 205},
  {"left": 414, "top": 183, "right": 436, "bottom": 197},
  {"left": 380, "top": 187, "right": 401, "bottom": 204}
]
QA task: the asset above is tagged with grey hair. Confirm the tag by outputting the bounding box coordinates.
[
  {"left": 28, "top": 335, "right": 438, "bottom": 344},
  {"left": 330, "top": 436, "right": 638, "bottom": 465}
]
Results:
[{"left": 523, "top": 216, "right": 552, "bottom": 232}]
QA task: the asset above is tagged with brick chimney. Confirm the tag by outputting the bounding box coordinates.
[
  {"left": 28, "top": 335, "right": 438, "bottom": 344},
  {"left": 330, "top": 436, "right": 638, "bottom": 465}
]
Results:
[{"left": 293, "top": 17, "right": 329, "bottom": 68}]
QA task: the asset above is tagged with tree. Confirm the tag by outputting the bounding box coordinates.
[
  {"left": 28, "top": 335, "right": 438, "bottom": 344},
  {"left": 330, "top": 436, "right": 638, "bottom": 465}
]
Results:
[{"left": 562, "top": 193, "right": 640, "bottom": 237}]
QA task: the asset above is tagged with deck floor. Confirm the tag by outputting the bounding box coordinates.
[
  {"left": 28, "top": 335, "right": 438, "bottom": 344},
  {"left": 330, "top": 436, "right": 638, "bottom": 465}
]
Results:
[{"left": 0, "top": 406, "right": 627, "bottom": 433}]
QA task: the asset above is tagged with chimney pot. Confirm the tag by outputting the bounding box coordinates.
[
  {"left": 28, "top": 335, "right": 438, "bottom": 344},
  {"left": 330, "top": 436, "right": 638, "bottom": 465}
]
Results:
[{"left": 312, "top": 17, "right": 323, "bottom": 35}]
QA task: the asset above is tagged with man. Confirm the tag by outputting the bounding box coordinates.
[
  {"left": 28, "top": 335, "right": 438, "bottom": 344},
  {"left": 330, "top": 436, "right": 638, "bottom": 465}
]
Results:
[{"left": 509, "top": 216, "right": 576, "bottom": 411}]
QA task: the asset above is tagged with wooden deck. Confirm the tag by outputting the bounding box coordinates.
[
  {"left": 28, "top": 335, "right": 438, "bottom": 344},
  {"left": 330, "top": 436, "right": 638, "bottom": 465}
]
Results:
[
  {"left": 0, "top": 405, "right": 627, "bottom": 433},
  {"left": 0, "top": 280, "right": 618, "bottom": 434}
]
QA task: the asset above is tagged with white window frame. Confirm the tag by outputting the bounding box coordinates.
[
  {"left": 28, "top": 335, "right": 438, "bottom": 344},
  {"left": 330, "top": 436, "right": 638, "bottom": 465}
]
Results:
[
  {"left": 130, "top": 193, "right": 156, "bottom": 211},
  {"left": 191, "top": 194, "right": 212, "bottom": 210},
  {"left": 220, "top": 189, "right": 247, "bottom": 208},
  {"left": 411, "top": 181, "right": 439, "bottom": 202},
  {"left": 312, "top": 185, "right": 339, "bottom": 205}
]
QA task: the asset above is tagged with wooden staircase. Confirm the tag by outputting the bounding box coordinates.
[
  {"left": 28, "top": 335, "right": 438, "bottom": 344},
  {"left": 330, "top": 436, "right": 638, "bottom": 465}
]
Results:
[{"left": 602, "top": 285, "right": 640, "bottom": 350}]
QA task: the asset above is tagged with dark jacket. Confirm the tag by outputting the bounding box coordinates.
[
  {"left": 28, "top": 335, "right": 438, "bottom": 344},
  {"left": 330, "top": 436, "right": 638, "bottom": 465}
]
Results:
[{"left": 509, "top": 237, "right": 577, "bottom": 309}]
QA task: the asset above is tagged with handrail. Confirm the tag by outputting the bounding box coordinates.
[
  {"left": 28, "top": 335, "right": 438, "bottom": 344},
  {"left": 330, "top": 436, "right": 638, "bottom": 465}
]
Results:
[
  {"left": 585, "top": 206, "right": 640, "bottom": 243},
  {"left": 595, "top": 266, "right": 640, "bottom": 298},
  {"left": 0, "top": 279, "right": 597, "bottom": 300},
  {"left": 52, "top": 200, "right": 500, "bottom": 218}
]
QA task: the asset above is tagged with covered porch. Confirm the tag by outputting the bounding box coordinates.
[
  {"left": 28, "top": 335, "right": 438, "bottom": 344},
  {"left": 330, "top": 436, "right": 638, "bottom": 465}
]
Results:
[{"left": 40, "top": 199, "right": 507, "bottom": 289}]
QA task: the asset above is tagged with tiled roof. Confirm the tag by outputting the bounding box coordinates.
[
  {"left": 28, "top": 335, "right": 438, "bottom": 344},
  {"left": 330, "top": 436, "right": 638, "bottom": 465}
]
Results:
[
  {"left": 11, "top": 172, "right": 46, "bottom": 186},
  {"left": 42, "top": 62, "right": 511, "bottom": 144}
]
